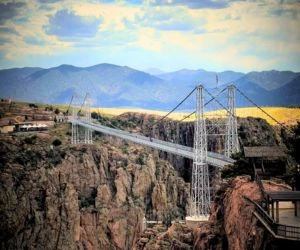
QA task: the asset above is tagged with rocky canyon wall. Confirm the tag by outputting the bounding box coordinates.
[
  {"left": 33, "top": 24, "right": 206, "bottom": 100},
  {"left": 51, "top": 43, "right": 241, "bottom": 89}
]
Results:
[{"left": 0, "top": 129, "right": 189, "bottom": 250}]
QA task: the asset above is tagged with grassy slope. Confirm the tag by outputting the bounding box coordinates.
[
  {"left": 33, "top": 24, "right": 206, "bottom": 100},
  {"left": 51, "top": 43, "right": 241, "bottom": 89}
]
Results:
[
  {"left": 93, "top": 107, "right": 300, "bottom": 126},
  {"left": 8, "top": 102, "right": 299, "bottom": 126}
]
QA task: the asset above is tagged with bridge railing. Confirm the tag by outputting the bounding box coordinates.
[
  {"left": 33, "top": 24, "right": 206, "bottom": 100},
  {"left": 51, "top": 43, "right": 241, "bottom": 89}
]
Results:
[{"left": 244, "top": 196, "right": 300, "bottom": 240}]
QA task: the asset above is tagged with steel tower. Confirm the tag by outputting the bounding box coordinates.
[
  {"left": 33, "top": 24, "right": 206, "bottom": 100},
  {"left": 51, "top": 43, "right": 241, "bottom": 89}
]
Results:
[
  {"left": 225, "top": 85, "right": 239, "bottom": 157},
  {"left": 71, "top": 94, "right": 93, "bottom": 145},
  {"left": 189, "top": 85, "right": 210, "bottom": 220}
]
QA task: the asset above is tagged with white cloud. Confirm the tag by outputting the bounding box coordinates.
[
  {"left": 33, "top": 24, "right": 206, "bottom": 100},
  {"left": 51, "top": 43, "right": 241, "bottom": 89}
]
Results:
[{"left": 0, "top": 0, "right": 299, "bottom": 71}]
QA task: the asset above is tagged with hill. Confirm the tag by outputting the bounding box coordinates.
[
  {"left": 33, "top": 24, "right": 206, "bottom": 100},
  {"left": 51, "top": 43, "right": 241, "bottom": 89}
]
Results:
[{"left": 0, "top": 63, "right": 299, "bottom": 109}]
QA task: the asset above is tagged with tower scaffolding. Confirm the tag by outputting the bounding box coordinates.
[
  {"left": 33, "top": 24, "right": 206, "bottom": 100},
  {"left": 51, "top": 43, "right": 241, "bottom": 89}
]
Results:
[
  {"left": 71, "top": 93, "right": 93, "bottom": 145},
  {"left": 225, "top": 85, "right": 239, "bottom": 157},
  {"left": 187, "top": 85, "right": 210, "bottom": 222}
]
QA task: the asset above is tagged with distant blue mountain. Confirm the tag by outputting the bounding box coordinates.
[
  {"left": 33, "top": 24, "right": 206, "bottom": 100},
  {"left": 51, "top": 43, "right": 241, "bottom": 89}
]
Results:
[
  {"left": 271, "top": 75, "right": 300, "bottom": 106},
  {"left": 158, "top": 69, "right": 245, "bottom": 89},
  {"left": 0, "top": 63, "right": 299, "bottom": 109}
]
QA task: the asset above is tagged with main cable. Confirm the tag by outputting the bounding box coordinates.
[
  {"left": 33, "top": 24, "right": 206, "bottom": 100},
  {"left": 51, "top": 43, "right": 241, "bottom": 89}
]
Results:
[
  {"left": 235, "top": 87, "right": 287, "bottom": 129},
  {"left": 152, "top": 86, "right": 197, "bottom": 126},
  {"left": 178, "top": 86, "right": 228, "bottom": 123}
]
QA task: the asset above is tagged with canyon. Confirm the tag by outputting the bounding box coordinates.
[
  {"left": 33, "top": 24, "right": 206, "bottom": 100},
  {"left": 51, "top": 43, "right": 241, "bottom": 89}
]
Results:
[{"left": 0, "top": 113, "right": 298, "bottom": 249}]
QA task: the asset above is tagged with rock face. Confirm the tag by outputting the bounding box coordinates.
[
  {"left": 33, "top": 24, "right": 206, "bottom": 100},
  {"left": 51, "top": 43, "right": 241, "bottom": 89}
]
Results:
[
  {"left": 135, "top": 223, "right": 193, "bottom": 250},
  {"left": 0, "top": 130, "right": 189, "bottom": 250},
  {"left": 0, "top": 113, "right": 290, "bottom": 250},
  {"left": 114, "top": 113, "right": 279, "bottom": 181},
  {"left": 193, "top": 175, "right": 291, "bottom": 250}
]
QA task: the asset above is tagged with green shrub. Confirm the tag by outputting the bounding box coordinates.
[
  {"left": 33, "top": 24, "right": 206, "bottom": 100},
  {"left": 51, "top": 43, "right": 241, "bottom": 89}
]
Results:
[
  {"left": 136, "top": 152, "right": 145, "bottom": 165},
  {"left": 24, "top": 135, "right": 37, "bottom": 144},
  {"left": 52, "top": 139, "right": 62, "bottom": 146},
  {"left": 79, "top": 187, "right": 97, "bottom": 208},
  {"left": 120, "top": 145, "right": 129, "bottom": 154}
]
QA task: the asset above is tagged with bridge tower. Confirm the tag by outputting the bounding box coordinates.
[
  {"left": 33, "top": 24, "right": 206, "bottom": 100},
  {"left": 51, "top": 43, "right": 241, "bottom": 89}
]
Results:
[
  {"left": 187, "top": 85, "right": 210, "bottom": 222},
  {"left": 225, "top": 85, "right": 239, "bottom": 157},
  {"left": 71, "top": 94, "right": 93, "bottom": 145}
]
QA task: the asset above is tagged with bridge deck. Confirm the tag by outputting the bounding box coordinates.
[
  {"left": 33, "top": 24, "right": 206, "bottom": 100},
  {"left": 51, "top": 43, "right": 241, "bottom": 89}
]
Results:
[{"left": 71, "top": 120, "right": 234, "bottom": 168}]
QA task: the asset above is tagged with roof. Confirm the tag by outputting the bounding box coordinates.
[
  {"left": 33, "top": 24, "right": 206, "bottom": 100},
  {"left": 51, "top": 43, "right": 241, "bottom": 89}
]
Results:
[
  {"left": 267, "top": 191, "right": 300, "bottom": 201},
  {"left": 20, "top": 124, "right": 48, "bottom": 128},
  {"left": 244, "top": 146, "right": 286, "bottom": 158}
]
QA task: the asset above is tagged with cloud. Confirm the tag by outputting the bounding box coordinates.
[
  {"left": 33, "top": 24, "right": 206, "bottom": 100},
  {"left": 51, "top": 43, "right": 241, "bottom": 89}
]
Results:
[
  {"left": 0, "top": 27, "right": 19, "bottom": 35},
  {"left": 100, "top": 0, "right": 117, "bottom": 2},
  {"left": 129, "top": 8, "right": 206, "bottom": 31},
  {"left": 24, "top": 36, "right": 47, "bottom": 46},
  {"left": 87, "top": 0, "right": 117, "bottom": 3},
  {"left": 44, "top": 9, "right": 103, "bottom": 39},
  {"left": 150, "top": 0, "right": 229, "bottom": 9},
  {"left": 136, "top": 12, "right": 195, "bottom": 31},
  {"left": 126, "top": 0, "right": 144, "bottom": 4},
  {"left": 269, "top": 7, "right": 300, "bottom": 19},
  {"left": 38, "top": 0, "right": 61, "bottom": 3},
  {"left": 0, "top": 0, "right": 299, "bottom": 72},
  {"left": 0, "top": 38, "right": 11, "bottom": 45},
  {"left": 0, "top": 2, "right": 26, "bottom": 25}
]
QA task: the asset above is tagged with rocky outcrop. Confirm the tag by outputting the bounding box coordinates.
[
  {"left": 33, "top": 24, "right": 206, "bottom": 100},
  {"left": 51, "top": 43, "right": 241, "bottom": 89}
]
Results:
[
  {"left": 193, "top": 175, "right": 291, "bottom": 250},
  {"left": 135, "top": 223, "right": 193, "bottom": 250},
  {"left": 0, "top": 129, "right": 189, "bottom": 250}
]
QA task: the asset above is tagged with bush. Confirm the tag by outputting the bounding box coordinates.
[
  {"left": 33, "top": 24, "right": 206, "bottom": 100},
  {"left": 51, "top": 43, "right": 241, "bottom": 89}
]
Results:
[
  {"left": 120, "top": 145, "right": 129, "bottom": 154},
  {"left": 46, "top": 149, "right": 62, "bottom": 166},
  {"left": 136, "top": 152, "right": 145, "bottom": 165},
  {"left": 24, "top": 135, "right": 37, "bottom": 144},
  {"left": 29, "top": 103, "right": 38, "bottom": 108},
  {"left": 79, "top": 187, "right": 97, "bottom": 208},
  {"left": 91, "top": 112, "right": 99, "bottom": 119},
  {"left": 52, "top": 139, "right": 62, "bottom": 146},
  {"left": 221, "top": 159, "right": 252, "bottom": 179}
]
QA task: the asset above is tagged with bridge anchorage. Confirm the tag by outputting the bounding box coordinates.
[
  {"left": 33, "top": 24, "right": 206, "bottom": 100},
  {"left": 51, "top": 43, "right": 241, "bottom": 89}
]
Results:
[{"left": 70, "top": 84, "right": 240, "bottom": 224}]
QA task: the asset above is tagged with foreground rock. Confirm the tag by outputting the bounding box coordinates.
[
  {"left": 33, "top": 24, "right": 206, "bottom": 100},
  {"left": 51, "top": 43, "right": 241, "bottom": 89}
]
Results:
[
  {"left": 135, "top": 223, "right": 193, "bottom": 250},
  {"left": 193, "top": 175, "right": 293, "bottom": 250}
]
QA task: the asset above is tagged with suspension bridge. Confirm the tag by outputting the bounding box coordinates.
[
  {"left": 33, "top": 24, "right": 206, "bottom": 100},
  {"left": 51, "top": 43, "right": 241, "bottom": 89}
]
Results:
[{"left": 69, "top": 84, "right": 284, "bottom": 222}]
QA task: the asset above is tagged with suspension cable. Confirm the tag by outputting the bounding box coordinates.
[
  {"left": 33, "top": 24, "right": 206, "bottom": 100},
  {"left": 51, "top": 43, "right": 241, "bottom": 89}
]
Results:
[
  {"left": 204, "top": 88, "right": 233, "bottom": 116},
  {"left": 179, "top": 86, "right": 229, "bottom": 123},
  {"left": 235, "top": 87, "right": 286, "bottom": 128},
  {"left": 78, "top": 93, "right": 88, "bottom": 114},
  {"left": 178, "top": 110, "right": 196, "bottom": 122},
  {"left": 152, "top": 86, "right": 197, "bottom": 126}
]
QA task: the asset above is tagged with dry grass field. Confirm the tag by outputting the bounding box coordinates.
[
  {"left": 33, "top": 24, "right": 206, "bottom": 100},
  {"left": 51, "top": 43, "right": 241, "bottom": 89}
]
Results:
[{"left": 93, "top": 107, "right": 300, "bottom": 126}]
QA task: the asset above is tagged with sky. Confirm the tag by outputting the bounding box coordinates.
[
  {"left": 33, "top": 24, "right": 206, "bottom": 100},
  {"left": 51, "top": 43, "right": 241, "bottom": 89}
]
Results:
[{"left": 0, "top": 0, "right": 299, "bottom": 72}]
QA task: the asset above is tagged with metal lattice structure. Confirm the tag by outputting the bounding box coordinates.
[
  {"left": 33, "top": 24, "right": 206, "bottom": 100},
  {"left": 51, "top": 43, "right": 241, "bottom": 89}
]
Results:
[
  {"left": 71, "top": 94, "right": 93, "bottom": 145},
  {"left": 225, "top": 85, "right": 239, "bottom": 157},
  {"left": 190, "top": 85, "right": 210, "bottom": 219}
]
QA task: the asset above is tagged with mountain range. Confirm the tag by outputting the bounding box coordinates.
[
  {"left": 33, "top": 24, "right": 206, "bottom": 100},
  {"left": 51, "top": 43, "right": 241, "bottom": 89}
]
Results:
[{"left": 0, "top": 63, "right": 299, "bottom": 110}]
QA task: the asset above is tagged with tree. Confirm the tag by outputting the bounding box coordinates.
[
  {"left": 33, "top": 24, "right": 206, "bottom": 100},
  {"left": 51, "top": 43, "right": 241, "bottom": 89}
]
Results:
[
  {"left": 52, "top": 138, "right": 62, "bottom": 146},
  {"left": 91, "top": 112, "right": 99, "bottom": 119},
  {"left": 54, "top": 108, "right": 60, "bottom": 115}
]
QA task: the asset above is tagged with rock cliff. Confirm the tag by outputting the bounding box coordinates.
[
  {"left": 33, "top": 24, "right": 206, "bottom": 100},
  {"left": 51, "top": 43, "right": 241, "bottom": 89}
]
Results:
[
  {"left": 193, "top": 176, "right": 292, "bottom": 250},
  {"left": 0, "top": 126, "right": 189, "bottom": 250},
  {"left": 0, "top": 112, "right": 292, "bottom": 250}
]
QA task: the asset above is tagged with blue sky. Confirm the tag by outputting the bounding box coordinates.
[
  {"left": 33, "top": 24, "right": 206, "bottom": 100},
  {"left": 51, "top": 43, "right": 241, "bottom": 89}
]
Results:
[{"left": 0, "top": 0, "right": 299, "bottom": 72}]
